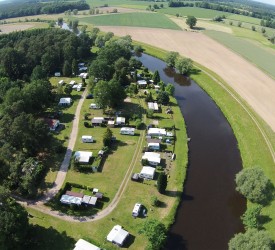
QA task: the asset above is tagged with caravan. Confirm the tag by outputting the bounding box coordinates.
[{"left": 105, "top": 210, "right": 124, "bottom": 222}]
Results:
[
  {"left": 132, "top": 203, "right": 142, "bottom": 217},
  {"left": 82, "top": 135, "right": 93, "bottom": 143}
]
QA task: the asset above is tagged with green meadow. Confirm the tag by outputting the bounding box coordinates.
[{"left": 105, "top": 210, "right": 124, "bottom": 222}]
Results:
[
  {"left": 81, "top": 12, "right": 181, "bottom": 30},
  {"left": 158, "top": 7, "right": 230, "bottom": 19},
  {"left": 205, "top": 30, "right": 275, "bottom": 78},
  {"left": 227, "top": 14, "right": 262, "bottom": 25}
]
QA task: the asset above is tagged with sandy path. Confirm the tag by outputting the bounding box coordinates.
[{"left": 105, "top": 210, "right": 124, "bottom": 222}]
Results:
[{"left": 99, "top": 26, "right": 275, "bottom": 132}]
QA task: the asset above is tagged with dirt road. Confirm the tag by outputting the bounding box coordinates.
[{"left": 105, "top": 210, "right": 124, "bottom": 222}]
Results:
[{"left": 99, "top": 26, "right": 275, "bottom": 132}]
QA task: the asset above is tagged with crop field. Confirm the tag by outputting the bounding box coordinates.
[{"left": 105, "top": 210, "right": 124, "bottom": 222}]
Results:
[
  {"left": 81, "top": 12, "right": 181, "bottom": 30},
  {"left": 158, "top": 7, "right": 230, "bottom": 19},
  {"left": 204, "top": 30, "right": 275, "bottom": 78},
  {"left": 227, "top": 14, "right": 262, "bottom": 25}
]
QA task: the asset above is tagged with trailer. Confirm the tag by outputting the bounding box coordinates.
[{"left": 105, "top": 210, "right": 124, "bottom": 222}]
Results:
[
  {"left": 81, "top": 135, "right": 93, "bottom": 143},
  {"left": 120, "top": 127, "right": 135, "bottom": 136}
]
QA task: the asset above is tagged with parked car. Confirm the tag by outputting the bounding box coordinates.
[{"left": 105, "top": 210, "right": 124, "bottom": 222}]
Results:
[{"left": 86, "top": 94, "right": 93, "bottom": 99}]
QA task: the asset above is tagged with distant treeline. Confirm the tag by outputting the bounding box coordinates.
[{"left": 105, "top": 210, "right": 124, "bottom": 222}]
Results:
[
  {"left": 168, "top": 1, "right": 275, "bottom": 20},
  {"left": 0, "top": 1, "right": 89, "bottom": 20}
]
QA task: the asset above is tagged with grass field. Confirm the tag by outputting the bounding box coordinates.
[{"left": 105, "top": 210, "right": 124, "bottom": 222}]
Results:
[
  {"left": 81, "top": 12, "right": 181, "bottom": 30},
  {"left": 87, "top": 0, "right": 157, "bottom": 8},
  {"left": 205, "top": 30, "right": 275, "bottom": 78},
  {"left": 158, "top": 7, "right": 230, "bottom": 19},
  {"left": 227, "top": 14, "right": 262, "bottom": 25}
]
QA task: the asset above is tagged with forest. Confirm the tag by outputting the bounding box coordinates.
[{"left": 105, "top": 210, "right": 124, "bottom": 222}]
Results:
[
  {"left": 0, "top": 0, "right": 89, "bottom": 20},
  {"left": 0, "top": 28, "right": 93, "bottom": 198}
]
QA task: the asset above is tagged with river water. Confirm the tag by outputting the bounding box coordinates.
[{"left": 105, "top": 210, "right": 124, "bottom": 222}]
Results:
[{"left": 138, "top": 54, "right": 245, "bottom": 250}]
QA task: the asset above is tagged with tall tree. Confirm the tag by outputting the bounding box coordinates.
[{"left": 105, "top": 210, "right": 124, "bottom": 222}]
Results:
[
  {"left": 62, "top": 60, "right": 72, "bottom": 77},
  {"left": 235, "top": 167, "right": 273, "bottom": 204},
  {"left": 157, "top": 91, "right": 170, "bottom": 105},
  {"left": 139, "top": 219, "right": 167, "bottom": 250},
  {"left": 228, "top": 229, "right": 273, "bottom": 250},
  {"left": 175, "top": 57, "right": 193, "bottom": 75},
  {"left": 241, "top": 205, "right": 263, "bottom": 230},
  {"left": 186, "top": 16, "right": 197, "bottom": 29},
  {"left": 152, "top": 70, "right": 160, "bottom": 84},
  {"left": 0, "top": 193, "right": 29, "bottom": 250},
  {"left": 103, "top": 128, "right": 113, "bottom": 147},
  {"left": 157, "top": 173, "right": 168, "bottom": 194},
  {"left": 165, "top": 51, "right": 179, "bottom": 68}
]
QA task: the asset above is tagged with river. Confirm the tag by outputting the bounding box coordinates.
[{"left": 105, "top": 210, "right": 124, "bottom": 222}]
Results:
[{"left": 138, "top": 53, "right": 246, "bottom": 250}]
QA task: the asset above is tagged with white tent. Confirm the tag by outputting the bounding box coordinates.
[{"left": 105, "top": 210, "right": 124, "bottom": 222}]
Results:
[
  {"left": 74, "top": 239, "right": 100, "bottom": 250},
  {"left": 107, "top": 225, "right": 129, "bottom": 247},
  {"left": 74, "top": 151, "right": 93, "bottom": 164}
]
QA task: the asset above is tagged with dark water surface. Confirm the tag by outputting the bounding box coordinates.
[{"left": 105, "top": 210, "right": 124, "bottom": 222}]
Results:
[{"left": 138, "top": 54, "right": 245, "bottom": 250}]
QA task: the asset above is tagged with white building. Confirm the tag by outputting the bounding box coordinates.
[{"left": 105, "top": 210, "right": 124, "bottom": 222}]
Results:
[
  {"left": 107, "top": 225, "right": 129, "bottom": 247},
  {"left": 69, "top": 80, "right": 76, "bottom": 86},
  {"left": 60, "top": 195, "right": 82, "bottom": 205},
  {"left": 137, "top": 80, "right": 147, "bottom": 87},
  {"left": 90, "top": 103, "right": 100, "bottom": 109},
  {"left": 139, "top": 166, "right": 156, "bottom": 179},
  {"left": 142, "top": 152, "right": 161, "bottom": 166},
  {"left": 120, "top": 127, "right": 135, "bottom": 135},
  {"left": 147, "top": 102, "right": 159, "bottom": 112},
  {"left": 74, "top": 151, "right": 93, "bottom": 164},
  {"left": 74, "top": 239, "right": 100, "bottom": 250},
  {"left": 58, "top": 80, "right": 64, "bottom": 85},
  {"left": 58, "top": 97, "right": 72, "bottom": 106},
  {"left": 147, "top": 128, "right": 167, "bottom": 137},
  {"left": 82, "top": 136, "right": 93, "bottom": 143}
]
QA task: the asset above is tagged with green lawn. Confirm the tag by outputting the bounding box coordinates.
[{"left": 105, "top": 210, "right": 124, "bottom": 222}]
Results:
[
  {"left": 81, "top": 12, "right": 181, "bottom": 30},
  {"left": 204, "top": 30, "right": 275, "bottom": 78},
  {"left": 158, "top": 7, "right": 230, "bottom": 19},
  {"left": 227, "top": 14, "right": 262, "bottom": 25}
]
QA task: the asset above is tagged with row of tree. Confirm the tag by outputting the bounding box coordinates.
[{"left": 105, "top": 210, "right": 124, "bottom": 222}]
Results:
[
  {"left": 0, "top": 0, "right": 89, "bottom": 20},
  {"left": 228, "top": 167, "right": 274, "bottom": 249}
]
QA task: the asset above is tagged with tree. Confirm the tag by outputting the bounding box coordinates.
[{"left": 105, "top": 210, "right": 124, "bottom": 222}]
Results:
[
  {"left": 104, "top": 32, "right": 114, "bottom": 42},
  {"left": 235, "top": 167, "right": 273, "bottom": 204},
  {"left": 0, "top": 196, "right": 29, "bottom": 249},
  {"left": 64, "top": 84, "right": 73, "bottom": 95},
  {"left": 165, "top": 83, "right": 175, "bottom": 96},
  {"left": 103, "top": 128, "right": 113, "bottom": 147},
  {"left": 62, "top": 60, "right": 71, "bottom": 76},
  {"left": 238, "top": 21, "right": 242, "bottom": 27},
  {"left": 165, "top": 51, "right": 179, "bottom": 68},
  {"left": 152, "top": 70, "right": 160, "bottom": 84},
  {"left": 71, "top": 59, "right": 78, "bottom": 76},
  {"left": 95, "top": 35, "right": 105, "bottom": 48},
  {"left": 145, "top": 92, "right": 154, "bottom": 102},
  {"left": 89, "top": 59, "right": 114, "bottom": 80},
  {"left": 252, "top": 25, "right": 256, "bottom": 31},
  {"left": 114, "top": 57, "right": 129, "bottom": 72},
  {"left": 139, "top": 219, "right": 167, "bottom": 250},
  {"left": 57, "top": 17, "right": 63, "bottom": 25},
  {"left": 241, "top": 205, "right": 263, "bottom": 230},
  {"left": 228, "top": 229, "right": 273, "bottom": 250},
  {"left": 157, "top": 91, "right": 170, "bottom": 105},
  {"left": 31, "top": 65, "right": 47, "bottom": 81},
  {"left": 93, "top": 80, "right": 110, "bottom": 109},
  {"left": 157, "top": 172, "right": 167, "bottom": 194},
  {"left": 72, "top": 9, "right": 78, "bottom": 15},
  {"left": 134, "top": 45, "right": 143, "bottom": 54},
  {"left": 186, "top": 16, "right": 197, "bottom": 29},
  {"left": 175, "top": 57, "right": 193, "bottom": 75},
  {"left": 108, "top": 79, "right": 126, "bottom": 108}
]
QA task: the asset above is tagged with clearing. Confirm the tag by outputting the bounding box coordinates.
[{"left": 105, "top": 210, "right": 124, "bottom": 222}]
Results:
[{"left": 98, "top": 26, "right": 275, "bottom": 132}]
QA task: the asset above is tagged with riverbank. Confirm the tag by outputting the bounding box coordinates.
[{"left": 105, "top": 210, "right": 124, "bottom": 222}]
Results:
[{"left": 137, "top": 42, "right": 275, "bottom": 240}]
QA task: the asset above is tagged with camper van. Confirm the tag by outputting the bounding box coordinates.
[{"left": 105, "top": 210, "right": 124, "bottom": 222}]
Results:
[
  {"left": 82, "top": 135, "right": 93, "bottom": 143},
  {"left": 132, "top": 203, "right": 142, "bottom": 217}
]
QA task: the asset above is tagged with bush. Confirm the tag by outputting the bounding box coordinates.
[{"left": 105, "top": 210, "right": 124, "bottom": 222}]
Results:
[
  {"left": 157, "top": 173, "right": 167, "bottom": 194},
  {"left": 84, "top": 121, "right": 90, "bottom": 128},
  {"left": 241, "top": 205, "right": 262, "bottom": 230},
  {"left": 142, "top": 159, "right": 149, "bottom": 166},
  {"left": 151, "top": 196, "right": 160, "bottom": 207},
  {"left": 135, "top": 119, "right": 143, "bottom": 129}
]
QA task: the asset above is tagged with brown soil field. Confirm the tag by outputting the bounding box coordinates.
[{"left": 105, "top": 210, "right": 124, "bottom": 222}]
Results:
[
  {"left": 100, "top": 26, "right": 275, "bottom": 132},
  {"left": 0, "top": 23, "right": 35, "bottom": 33}
]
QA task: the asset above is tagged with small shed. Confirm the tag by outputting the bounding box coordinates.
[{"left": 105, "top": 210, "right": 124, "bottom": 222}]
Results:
[
  {"left": 108, "top": 120, "right": 115, "bottom": 127},
  {"left": 120, "top": 127, "right": 135, "bottom": 135},
  {"left": 95, "top": 192, "right": 103, "bottom": 199},
  {"left": 82, "top": 135, "right": 93, "bottom": 143},
  {"left": 74, "top": 239, "right": 100, "bottom": 250},
  {"left": 54, "top": 72, "right": 61, "bottom": 77},
  {"left": 90, "top": 103, "right": 100, "bottom": 109},
  {"left": 44, "top": 118, "right": 60, "bottom": 131},
  {"left": 74, "top": 151, "right": 93, "bottom": 164},
  {"left": 107, "top": 225, "right": 129, "bottom": 247},
  {"left": 58, "top": 97, "right": 72, "bottom": 106},
  {"left": 116, "top": 117, "right": 126, "bottom": 125},
  {"left": 91, "top": 117, "right": 104, "bottom": 126},
  {"left": 139, "top": 166, "right": 156, "bottom": 180}
]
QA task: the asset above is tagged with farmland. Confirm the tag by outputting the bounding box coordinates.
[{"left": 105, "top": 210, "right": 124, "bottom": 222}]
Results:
[
  {"left": 81, "top": 12, "right": 181, "bottom": 30},
  {"left": 205, "top": 30, "right": 275, "bottom": 78}
]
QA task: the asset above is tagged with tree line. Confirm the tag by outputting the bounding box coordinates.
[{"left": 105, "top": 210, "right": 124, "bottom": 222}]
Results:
[{"left": 0, "top": 0, "right": 89, "bottom": 20}]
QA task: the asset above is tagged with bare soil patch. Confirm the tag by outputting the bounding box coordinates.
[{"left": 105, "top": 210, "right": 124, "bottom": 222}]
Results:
[
  {"left": 0, "top": 23, "right": 35, "bottom": 34},
  {"left": 99, "top": 26, "right": 275, "bottom": 132}
]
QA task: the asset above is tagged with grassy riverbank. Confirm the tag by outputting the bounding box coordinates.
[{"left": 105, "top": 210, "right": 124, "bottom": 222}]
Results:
[{"left": 136, "top": 42, "right": 275, "bottom": 240}]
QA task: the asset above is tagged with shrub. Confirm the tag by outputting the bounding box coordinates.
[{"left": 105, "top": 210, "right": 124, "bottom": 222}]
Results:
[
  {"left": 151, "top": 196, "right": 160, "bottom": 207},
  {"left": 84, "top": 121, "right": 90, "bottom": 128}
]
